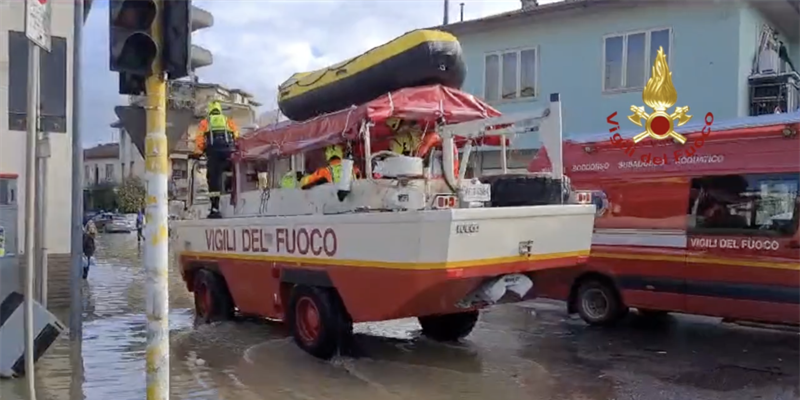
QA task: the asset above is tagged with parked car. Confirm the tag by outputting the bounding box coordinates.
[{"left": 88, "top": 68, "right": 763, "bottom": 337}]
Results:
[
  {"left": 90, "top": 212, "right": 115, "bottom": 231},
  {"left": 105, "top": 215, "right": 134, "bottom": 233}
]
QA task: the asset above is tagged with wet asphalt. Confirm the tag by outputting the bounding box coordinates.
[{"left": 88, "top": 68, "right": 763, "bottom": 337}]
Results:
[{"left": 0, "top": 233, "right": 797, "bottom": 400}]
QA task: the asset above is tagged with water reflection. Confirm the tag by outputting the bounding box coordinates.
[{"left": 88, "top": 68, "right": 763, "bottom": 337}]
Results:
[{"left": 0, "top": 232, "right": 797, "bottom": 400}]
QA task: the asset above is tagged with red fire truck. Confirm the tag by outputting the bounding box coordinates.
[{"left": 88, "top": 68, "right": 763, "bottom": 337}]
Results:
[{"left": 529, "top": 112, "right": 800, "bottom": 326}]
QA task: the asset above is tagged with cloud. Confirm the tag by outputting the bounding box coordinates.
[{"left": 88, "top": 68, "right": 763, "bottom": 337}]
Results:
[{"left": 81, "top": 0, "right": 526, "bottom": 145}]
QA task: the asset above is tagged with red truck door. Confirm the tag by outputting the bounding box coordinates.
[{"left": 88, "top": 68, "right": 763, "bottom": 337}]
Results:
[{"left": 685, "top": 172, "right": 800, "bottom": 324}]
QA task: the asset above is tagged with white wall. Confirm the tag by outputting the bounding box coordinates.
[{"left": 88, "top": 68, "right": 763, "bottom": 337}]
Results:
[
  {"left": 0, "top": 0, "right": 74, "bottom": 254},
  {"left": 83, "top": 157, "right": 123, "bottom": 187}
]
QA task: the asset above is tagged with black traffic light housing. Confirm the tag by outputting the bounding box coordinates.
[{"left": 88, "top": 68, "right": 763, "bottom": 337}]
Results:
[
  {"left": 119, "top": 72, "right": 146, "bottom": 96},
  {"left": 109, "top": 0, "right": 158, "bottom": 75},
  {"left": 162, "top": 1, "right": 213, "bottom": 80},
  {"left": 109, "top": 0, "right": 214, "bottom": 94}
]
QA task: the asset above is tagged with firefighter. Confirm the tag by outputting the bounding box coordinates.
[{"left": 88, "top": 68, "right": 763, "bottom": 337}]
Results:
[
  {"left": 300, "top": 144, "right": 360, "bottom": 189},
  {"left": 280, "top": 170, "right": 303, "bottom": 189},
  {"left": 194, "top": 101, "right": 240, "bottom": 218},
  {"left": 389, "top": 131, "right": 422, "bottom": 156}
]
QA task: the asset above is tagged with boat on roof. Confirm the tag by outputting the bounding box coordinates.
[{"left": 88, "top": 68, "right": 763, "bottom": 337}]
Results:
[{"left": 276, "top": 29, "right": 466, "bottom": 122}]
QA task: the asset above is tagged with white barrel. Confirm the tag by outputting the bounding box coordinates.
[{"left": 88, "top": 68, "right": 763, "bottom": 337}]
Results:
[{"left": 337, "top": 159, "right": 354, "bottom": 192}]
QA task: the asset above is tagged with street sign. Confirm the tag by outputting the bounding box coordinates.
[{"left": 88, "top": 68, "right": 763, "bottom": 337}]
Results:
[{"left": 25, "top": 0, "right": 52, "bottom": 51}]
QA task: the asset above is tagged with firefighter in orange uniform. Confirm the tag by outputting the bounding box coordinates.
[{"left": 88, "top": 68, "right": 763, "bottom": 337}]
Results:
[
  {"left": 300, "top": 144, "right": 361, "bottom": 189},
  {"left": 194, "top": 101, "right": 240, "bottom": 218}
]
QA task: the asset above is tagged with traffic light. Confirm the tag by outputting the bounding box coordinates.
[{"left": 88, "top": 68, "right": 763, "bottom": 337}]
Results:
[
  {"left": 109, "top": 0, "right": 158, "bottom": 75},
  {"left": 162, "top": 1, "right": 214, "bottom": 80}
]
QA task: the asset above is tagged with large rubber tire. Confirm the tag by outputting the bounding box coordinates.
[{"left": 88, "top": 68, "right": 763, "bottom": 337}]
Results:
[
  {"left": 287, "top": 286, "right": 352, "bottom": 360},
  {"left": 193, "top": 269, "right": 235, "bottom": 324},
  {"left": 481, "top": 174, "right": 566, "bottom": 207},
  {"left": 418, "top": 310, "right": 479, "bottom": 342},
  {"left": 575, "top": 279, "right": 627, "bottom": 326}
]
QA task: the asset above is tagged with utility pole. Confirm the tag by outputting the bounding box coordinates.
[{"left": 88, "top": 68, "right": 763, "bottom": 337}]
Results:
[
  {"left": 109, "top": 1, "right": 213, "bottom": 397},
  {"left": 69, "top": 0, "right": 84, "bottom": 344},
  {"left": 443, "top": 0, "right": 450, "bottom": 25},
  {"left": 69, "top": 0, "right": 85, "bottom": 395}
]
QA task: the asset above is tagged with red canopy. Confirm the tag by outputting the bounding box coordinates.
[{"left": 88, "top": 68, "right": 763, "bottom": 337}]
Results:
[{"left": 236, "top": 85, "right": 505, "bottom": 161}]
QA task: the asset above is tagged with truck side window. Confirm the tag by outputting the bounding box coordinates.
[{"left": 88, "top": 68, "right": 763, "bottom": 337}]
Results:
[{"left": 688, "top": 173, "right": 799, "bottom": 236}]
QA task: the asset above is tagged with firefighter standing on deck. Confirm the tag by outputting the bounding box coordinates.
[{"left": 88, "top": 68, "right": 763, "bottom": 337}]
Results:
[
  {"left": 390, "top": 131, "right": 421, "bottom": 156},
  {"left": 300, "top": 144, "right": 360, "bottom": 189},
  {"left": 194, "top": 101, "right": 240, "bottom": 218}
]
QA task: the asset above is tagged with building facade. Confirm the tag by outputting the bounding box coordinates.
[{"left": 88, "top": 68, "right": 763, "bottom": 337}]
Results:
[
  {"left": 83, "top": 143, "right": 123, "bottom": 187},
  {"left": 440, "top": 0, "right": 799, "bottom": 173},
  {"left": 0, "top": 0, "right": 92, "bottom": 306}
]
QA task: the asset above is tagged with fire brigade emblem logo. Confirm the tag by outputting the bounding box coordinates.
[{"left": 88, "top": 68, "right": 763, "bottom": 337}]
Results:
[{"left": 627, "top": 47, "right": 691, "bottom": 144}]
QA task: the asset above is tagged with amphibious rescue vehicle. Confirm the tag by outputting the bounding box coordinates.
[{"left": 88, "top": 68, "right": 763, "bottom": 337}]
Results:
[{"left": 172, "top": 85, "right": 597, "bottom": 359}]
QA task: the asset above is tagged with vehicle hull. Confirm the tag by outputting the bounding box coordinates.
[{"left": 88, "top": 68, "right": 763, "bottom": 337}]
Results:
[{"left": 174, "top": 205, "right": 595, "bottom": 322}]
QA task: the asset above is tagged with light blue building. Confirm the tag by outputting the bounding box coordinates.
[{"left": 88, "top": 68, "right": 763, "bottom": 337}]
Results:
[{"left": 439, "top": 0, "right": 799, "bottom": 173}]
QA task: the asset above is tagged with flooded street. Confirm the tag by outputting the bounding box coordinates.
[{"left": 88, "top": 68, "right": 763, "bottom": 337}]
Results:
[{"left": 1, "top": 233, "right": 798, "bottom": 400}]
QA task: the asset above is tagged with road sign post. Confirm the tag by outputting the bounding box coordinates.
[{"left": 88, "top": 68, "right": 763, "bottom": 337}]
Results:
[
  {"left": 26, "top": 0, "right": 52, "bottom": 51},
  {"left": 23, "top": 0, "right": 51, "bottom": 398}
]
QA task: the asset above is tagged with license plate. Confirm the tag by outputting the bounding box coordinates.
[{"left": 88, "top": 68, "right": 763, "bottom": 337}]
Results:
[{"left": 460, "top": 183, "right": 491, "bottom": 202}]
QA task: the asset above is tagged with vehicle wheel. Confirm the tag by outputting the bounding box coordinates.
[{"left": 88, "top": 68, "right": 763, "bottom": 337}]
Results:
[
  {"left": 575, "top": 279, "right": 626, "bottom": 326},
  {"left": 287, "top": 286, "right": 352, "bottom": 360},
  {"left": 193, "top": 269, "right": 235, "bottom": 323},
  {"left": 418, "top": 310, "right": 479, "bottom": 342}
]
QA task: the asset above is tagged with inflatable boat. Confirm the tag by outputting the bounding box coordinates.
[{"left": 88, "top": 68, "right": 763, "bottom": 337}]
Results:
[{"left": 277, "top": 29, "right": 466, "bottom": 122}]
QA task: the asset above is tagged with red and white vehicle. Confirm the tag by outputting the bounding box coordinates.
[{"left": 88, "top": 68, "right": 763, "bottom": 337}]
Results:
[
  {"left": 530, "top": 112, "right": 800, "bottom": 326},
  {"left": 172, "top": 86, "right": 596, "bottom": 358}
]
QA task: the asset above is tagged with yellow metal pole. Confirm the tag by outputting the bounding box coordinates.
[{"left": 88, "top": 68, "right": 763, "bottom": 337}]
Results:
[{"left": 144, "top": 1, "right": 170, "bottom": 398}]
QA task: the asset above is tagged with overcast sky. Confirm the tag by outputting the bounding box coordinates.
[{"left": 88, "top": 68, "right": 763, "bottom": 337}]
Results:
[{"left": 81, "top": 0, "right": 537, "bottom": 146}]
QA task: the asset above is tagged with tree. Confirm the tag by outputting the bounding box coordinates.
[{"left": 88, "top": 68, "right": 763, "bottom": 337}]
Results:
[{"left": 117, "top": 176, "right": 146, "bottom": 213}]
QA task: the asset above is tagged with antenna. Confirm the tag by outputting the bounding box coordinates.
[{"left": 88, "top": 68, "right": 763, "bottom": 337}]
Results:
[
  {"left": 443, "top": 0, "right": 449, "bottom": 25},
  {"left": 460, "top": 2, "right": 464, "bottom": 21}
]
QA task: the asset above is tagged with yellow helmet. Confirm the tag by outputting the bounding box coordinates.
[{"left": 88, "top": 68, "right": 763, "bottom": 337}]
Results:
[
  {"left": 207, "top": 101, "right": 223, "bottom": 115},
  {"left": 325, "top": 144, "right": 344, "bottom": 161}
]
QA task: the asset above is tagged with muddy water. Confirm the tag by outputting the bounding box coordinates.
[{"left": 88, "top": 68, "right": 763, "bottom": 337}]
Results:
[{"left": 1, "top": 233, "right": 798, "bottom": 400}]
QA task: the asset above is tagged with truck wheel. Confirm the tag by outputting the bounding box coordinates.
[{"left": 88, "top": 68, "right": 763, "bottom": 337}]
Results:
[
  {"left": 287, "top": 286, "right": 351, "bottom": 360},
  {"left": 193, "top": 269, "right": 234, "bottom": 324},
  {"left": 418, "top": 310, "right": 479, "bottom": 341},
  {"left": 575, "top": 279, "right": 627, "bottom": 326}
]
